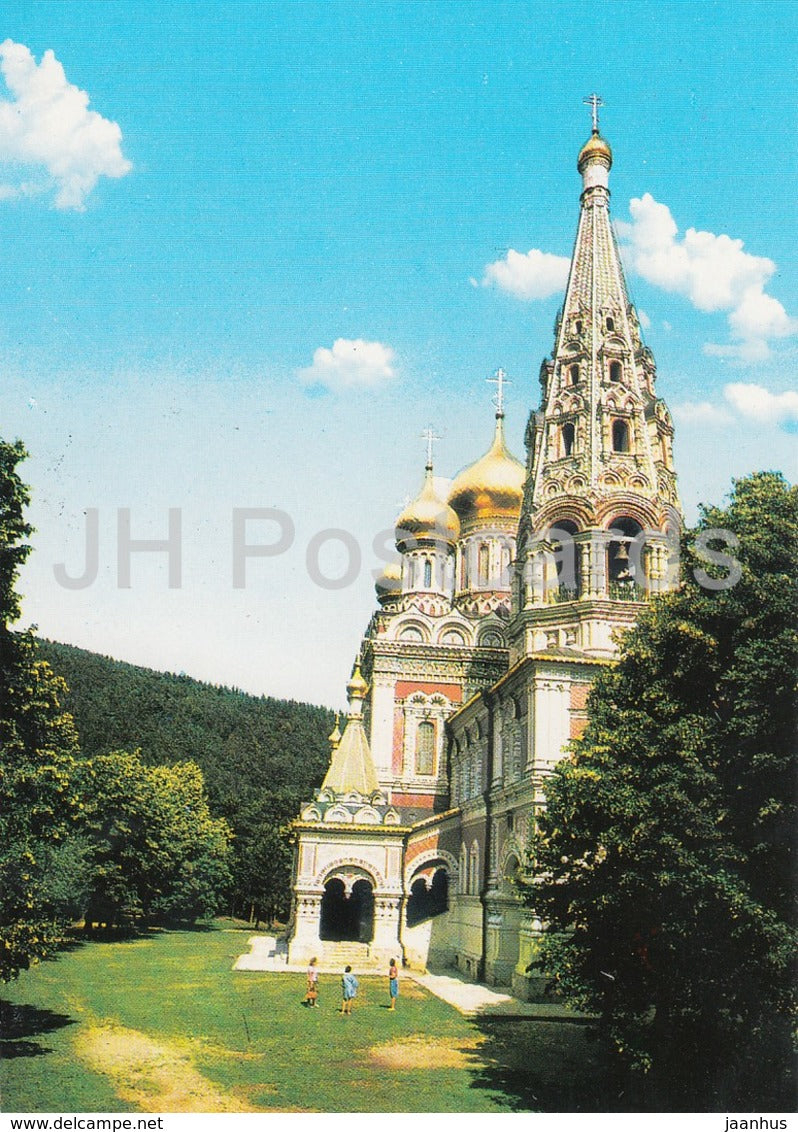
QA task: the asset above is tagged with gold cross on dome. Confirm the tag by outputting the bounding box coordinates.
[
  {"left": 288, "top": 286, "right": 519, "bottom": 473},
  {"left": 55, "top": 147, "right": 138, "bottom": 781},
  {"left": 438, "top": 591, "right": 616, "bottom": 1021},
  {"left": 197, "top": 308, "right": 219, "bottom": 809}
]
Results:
[
  {"left": 583, "top": 92, "right": 604, "bottom": 133},
  {"left": 488, "top": 367, "right": 510, "bottom": 415},
  {"left": 421, "top": 425, "right": 441, "bottom": 468}
]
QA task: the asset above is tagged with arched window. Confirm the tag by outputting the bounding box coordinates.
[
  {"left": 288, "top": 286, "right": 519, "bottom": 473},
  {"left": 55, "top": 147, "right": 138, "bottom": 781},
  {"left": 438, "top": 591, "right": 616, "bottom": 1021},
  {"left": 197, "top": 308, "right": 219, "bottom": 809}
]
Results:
[
  {"left": 477, "top": 543, "right": 490, "bottom": 586},
  {"left": 612, "top": 418, "right": 630, "bottom": 452},
  {"left": 551, "top": 518, "right": 580, "bottom": 599},
  {"left": 569, "top": 364, "right": 580, "bottom": 386},
  {"left": 562, "top": 421, "right": 575, "bottom": 457},
  {"left": 609, "top": 360, "right": 622, "bottom": 383},
  {"left": 606, "top": 316, "right": 615, "bottom": 331},
  {"left": 415, "top": 720, "right": 435, "bottom": 776},
  {"left": 423, "top": 558, "right": 432, "bottom": 588},
  {"left": 575, "top": 320, "right": 583, "bottom": 334}
]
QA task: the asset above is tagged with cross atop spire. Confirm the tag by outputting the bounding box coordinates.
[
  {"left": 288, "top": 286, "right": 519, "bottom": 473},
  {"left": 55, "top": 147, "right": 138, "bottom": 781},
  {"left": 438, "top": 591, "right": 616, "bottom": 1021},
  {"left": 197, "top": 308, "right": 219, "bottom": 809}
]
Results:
[
  {"left": 421, "top": 425, "right": 441, "bottom": 470},
  {"left": 583, "top": 92, "right": 604, "bottom": 133},
  {"left": 487, "top": 367, "right": 510, "bottom": 417}
]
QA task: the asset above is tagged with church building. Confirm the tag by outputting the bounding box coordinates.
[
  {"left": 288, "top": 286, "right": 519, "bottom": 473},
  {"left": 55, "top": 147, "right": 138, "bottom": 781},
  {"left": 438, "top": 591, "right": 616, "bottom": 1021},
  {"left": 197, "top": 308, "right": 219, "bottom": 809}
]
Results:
[{"left": 287, "top": 108, "right": 681, "bottom": 997}]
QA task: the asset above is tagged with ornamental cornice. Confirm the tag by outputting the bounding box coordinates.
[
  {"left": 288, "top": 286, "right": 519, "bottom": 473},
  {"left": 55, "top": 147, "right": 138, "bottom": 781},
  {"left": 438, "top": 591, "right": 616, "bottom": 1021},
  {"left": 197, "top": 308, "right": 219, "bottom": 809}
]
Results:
[{"left": 489, "top": 780, "right": 536, "bottom": 807}]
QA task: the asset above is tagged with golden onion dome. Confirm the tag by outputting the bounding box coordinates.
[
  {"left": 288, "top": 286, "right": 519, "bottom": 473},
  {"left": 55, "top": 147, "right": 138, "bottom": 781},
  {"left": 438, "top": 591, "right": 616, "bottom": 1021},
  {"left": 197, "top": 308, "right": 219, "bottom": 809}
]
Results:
[
  {"left": 448, "top": 415, "right": 525, "bottom": 530},
  {"left": 395, "top": 466, "right": 460, "bottom": 551},
  {"left": 328, "top": 714, "right": 342, "bottom": 748},
  {"left": 577, "top": 129, "right": 612, "bottom": 173},
  {"left": 374, "top": 560, "right": 402, "bottom": 600},
  {"left": 346, "top": 660, "right": 369, "bottom": 702}
]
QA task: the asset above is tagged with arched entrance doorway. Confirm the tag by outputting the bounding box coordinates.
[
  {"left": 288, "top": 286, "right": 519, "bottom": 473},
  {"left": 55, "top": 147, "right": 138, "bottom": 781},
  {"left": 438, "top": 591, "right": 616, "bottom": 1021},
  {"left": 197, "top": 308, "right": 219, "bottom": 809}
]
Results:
[
  {"left": 403, "top": 862, "right": 453, "bottom": 969},
  {"left": 319, "top": 877, "right": 375, "bottom": 942},
  {"left": 406, "top": 867, "right": 449, "bottom": 927}
]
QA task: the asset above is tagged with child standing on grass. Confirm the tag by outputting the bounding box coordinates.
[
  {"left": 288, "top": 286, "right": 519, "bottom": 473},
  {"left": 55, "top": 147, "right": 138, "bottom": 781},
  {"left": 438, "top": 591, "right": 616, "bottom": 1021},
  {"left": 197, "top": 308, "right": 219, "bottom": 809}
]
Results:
[
  {"left": 340, "top": 965, "right": 358, "bottom": 1015},
  {"left": 304, "top": 957, "right": 319, "bottom": 1007},
  {"left": 388, "top": 958, "right": 398, "bottom": 1010}
]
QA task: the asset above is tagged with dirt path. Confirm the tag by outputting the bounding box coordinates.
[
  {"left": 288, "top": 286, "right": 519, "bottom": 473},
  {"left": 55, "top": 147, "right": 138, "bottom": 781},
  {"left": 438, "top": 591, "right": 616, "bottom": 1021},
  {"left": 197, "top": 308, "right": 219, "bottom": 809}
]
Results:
[
  {"left": 369, "top": 1034, "right": 481, "bottom": 1069},
  {"left": 74, "top": 1023, "right": 259, "bottom": 1112}
]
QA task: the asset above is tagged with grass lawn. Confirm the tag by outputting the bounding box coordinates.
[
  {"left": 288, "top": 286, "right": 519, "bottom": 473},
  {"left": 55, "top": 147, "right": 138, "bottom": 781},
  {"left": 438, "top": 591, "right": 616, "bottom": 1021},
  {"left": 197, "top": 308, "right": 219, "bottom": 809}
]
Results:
[{"left": 0, "top": 921, "right": 612, "bottom": 1113}]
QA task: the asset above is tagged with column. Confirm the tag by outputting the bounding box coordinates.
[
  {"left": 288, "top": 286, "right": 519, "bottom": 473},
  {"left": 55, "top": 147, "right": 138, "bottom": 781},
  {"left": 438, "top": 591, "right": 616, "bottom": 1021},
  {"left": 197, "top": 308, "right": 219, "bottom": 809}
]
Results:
[
  {"left": 372, "top": 895, "right": 403, "bottom": 963},
  {"left": 287, "top": 891, "right": 323, "bottom": 965}
]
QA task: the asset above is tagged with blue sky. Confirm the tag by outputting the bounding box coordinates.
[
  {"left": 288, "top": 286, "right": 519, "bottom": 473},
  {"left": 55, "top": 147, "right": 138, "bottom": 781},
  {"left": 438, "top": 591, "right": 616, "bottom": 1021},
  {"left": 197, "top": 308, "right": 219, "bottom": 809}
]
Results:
[{"left": 1, "top": 1, "right": 796, "bottom": 707}]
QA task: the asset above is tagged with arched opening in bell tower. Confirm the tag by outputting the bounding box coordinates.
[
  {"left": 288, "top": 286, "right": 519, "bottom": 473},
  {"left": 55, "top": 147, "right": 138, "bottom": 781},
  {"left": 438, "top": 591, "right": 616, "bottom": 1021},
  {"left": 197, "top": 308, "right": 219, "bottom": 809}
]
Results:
[
  {"left": 612, "top": 418, "right": 631, "bottom": 452},
  {"left": 550, "top": 519, "right": 580, "bottom": 600},
  {"left": 607, "top": 517, "right": 643, "bottom": 598}
]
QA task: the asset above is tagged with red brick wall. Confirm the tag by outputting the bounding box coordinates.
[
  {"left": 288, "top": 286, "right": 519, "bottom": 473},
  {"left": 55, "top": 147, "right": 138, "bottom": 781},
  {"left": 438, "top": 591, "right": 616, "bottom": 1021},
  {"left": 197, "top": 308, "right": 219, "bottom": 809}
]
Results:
[
  {"left": 392, "top": 709, "right": 405, "bottom": 773},
  {"left": 570, "top": 717, "right": 588, "bottom": 740},
  {"left": 395, "top": 680, "right": 462, "bottom": 702},
  {"left": 391, "top": 791, "right": 436, "bottom": 810},
  {"left": 570, "top": 677, "right": 592, "bottom": 741},
  {"left": 570, "top": 681, "right": 591, "bottom": 710}
]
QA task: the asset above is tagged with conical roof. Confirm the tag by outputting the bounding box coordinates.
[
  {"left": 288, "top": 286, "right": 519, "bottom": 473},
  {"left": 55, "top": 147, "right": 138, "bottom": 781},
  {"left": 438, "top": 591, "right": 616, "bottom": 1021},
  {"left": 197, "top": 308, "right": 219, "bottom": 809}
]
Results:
[
  {"left": 320, "top": 661, "right": 380, "bottom": 797},
  {"left": 320, "top": 715, "right": 379, "bottom": 796}
]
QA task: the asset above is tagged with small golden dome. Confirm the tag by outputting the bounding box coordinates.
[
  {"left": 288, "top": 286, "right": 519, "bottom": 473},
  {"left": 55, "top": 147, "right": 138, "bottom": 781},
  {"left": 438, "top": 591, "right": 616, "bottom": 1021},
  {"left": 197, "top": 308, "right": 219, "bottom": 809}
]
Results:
[
  {"left": 347, "top": 660, "right": 369, "bottom": 702},
  {"left": 448, "top": 416, "right": 525, "bottom": 529},
  {"left": 395, "top": 466, "right": 460, "bottom": 551},
  {"left": 328, "top": 714, "right": 342, "bottom": 748},
  {"left": 577, "top": 130, "right": 612, "bottom": 172},
  {"left": 375, "top": 561, "right": 402, "bottom": 599}
]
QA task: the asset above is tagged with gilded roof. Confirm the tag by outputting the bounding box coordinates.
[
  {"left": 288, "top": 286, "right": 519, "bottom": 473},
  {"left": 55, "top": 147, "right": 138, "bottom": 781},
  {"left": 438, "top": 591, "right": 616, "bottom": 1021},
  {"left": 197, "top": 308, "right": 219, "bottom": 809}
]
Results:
[
  {"left": 577, "top": 130, "right": 613, "bottom": 171},
  {"left": 448, "top": 416, "right": 525, "bottom": 526},
  {"left": 396, "top": 466, "right": 460, "bottom": 548},
  {"left": 320, "top": 713, "right": 380, "bottom": 797}
]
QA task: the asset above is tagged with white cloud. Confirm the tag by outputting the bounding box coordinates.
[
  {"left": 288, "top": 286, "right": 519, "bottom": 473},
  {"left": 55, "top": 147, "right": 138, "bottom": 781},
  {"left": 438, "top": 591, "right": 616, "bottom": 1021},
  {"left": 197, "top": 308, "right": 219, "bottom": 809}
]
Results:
[
  {"left": 673, "top": 382, "right": 798, "bottom": 432},
  {"left": 481, "top": 248, "right": 570, "bottom": 300},
  {"left": 672, "top": 400, "right": 733, "bottom": 427},
  {"left": 297, "top": 338, "right": 396, "bottom": 393},
  {"left": 0, "top": 39, "right": 131, "bottom": 210},
  {"left": 723, "top": 382, "right": 798, "bottom": 428},
  {"left": 617, "top": 193, "right": 797, "bottom": 363},
  {"left": 637, "top": 309, "right": 652, "bottom": 330}
]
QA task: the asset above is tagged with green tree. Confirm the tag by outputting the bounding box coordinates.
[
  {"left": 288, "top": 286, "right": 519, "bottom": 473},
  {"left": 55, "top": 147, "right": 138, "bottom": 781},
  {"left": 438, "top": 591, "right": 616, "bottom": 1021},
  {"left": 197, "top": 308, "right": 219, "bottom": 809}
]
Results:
[
  {"left": 0, "top": 439, "right": 81, "bottom": 979},
  {"left": 233, "top": 795, "right": 296, "bottom": 927},
  {"left": 147, "top": 761, "right": 234, "bottom": 923},
  {"left": 525, "top": 472, "right": 797, "bottom": 1109},
  {"left": 79, "top": 751, "right": 232, "bottom": 929}
]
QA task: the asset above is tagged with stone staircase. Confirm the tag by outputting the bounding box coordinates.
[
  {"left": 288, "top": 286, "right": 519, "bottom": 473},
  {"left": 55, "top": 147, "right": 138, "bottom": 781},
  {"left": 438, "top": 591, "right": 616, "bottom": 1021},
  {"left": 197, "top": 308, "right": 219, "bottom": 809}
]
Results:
[{"left": 320, "top": 941, "right": 382, "bottom": 971}]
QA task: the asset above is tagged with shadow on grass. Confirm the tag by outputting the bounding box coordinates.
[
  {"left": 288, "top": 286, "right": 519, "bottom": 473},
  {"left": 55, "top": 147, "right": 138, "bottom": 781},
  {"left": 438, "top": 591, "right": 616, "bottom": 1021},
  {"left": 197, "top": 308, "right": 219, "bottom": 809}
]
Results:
[
  {"left": 0, "top": 1000, "right": 76, "bottom": 1060},
  {"left": 466, "top": 1015, "right": 630, "bottom": 1113}
]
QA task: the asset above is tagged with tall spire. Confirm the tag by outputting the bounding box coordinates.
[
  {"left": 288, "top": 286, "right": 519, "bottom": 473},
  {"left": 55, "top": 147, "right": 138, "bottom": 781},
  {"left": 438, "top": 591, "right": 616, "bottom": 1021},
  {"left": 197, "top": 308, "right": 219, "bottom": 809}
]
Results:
[
  {"left": 512, "top": 109, "right": 681, "bottom": 658},
  {"left": 522, "top": 103, "right": 678, "bottom": 521}
]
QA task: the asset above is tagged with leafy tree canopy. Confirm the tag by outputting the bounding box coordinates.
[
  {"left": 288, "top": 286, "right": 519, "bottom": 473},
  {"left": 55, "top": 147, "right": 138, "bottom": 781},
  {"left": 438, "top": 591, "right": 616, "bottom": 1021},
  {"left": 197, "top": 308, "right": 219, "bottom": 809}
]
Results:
[
  {"left": 524, "top": 472, "right": 797, "bottom": 1109},
  {"left": 0, "top": 440, "right": 81, "bottom": 980},
  {"left": 77, "top": 752, "right": 233, "bottom": 929}
]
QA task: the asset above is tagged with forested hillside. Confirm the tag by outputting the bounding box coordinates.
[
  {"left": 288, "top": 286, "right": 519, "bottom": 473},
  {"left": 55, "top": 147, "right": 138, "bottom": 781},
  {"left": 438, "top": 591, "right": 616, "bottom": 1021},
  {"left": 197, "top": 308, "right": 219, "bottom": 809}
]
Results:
[
  {"left": 38, "top": 639, "right": 334, "bottom": 923},
  {"left": 38, "top": 639, "right": 333, "bottom": 815}
]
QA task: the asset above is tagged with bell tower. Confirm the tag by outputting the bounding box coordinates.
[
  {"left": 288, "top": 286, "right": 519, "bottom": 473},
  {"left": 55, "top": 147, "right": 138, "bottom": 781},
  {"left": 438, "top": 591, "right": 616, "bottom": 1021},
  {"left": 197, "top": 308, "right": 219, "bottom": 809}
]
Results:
[{"left": 511, "top": 99, "right": 681, "bottom": 660}]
